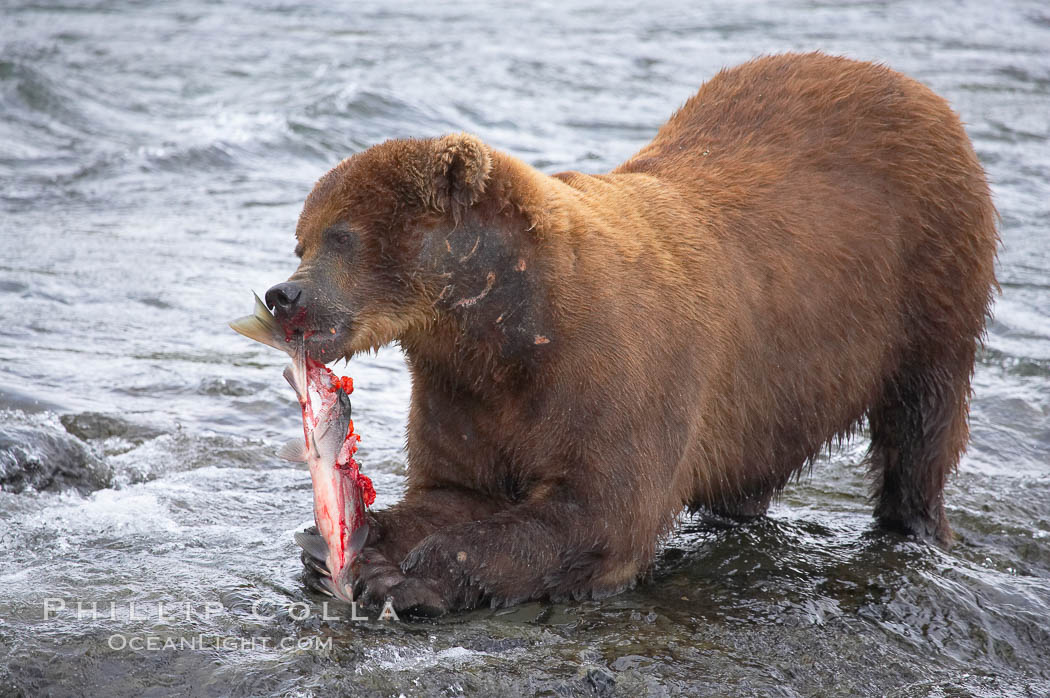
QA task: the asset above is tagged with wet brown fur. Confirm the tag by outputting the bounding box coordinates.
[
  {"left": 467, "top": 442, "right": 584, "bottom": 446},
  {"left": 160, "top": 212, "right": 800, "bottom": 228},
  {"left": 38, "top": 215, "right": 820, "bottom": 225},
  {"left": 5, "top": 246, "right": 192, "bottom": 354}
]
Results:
[{"left": 283, "top": 53, "right": 998, "bottom": 614}]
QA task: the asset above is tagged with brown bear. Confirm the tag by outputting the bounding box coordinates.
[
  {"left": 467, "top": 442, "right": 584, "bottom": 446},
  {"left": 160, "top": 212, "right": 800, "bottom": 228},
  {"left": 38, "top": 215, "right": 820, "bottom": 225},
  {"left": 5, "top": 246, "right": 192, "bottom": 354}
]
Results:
[{"left": 264, "top": 52, "right": 998, "bottom": 616}]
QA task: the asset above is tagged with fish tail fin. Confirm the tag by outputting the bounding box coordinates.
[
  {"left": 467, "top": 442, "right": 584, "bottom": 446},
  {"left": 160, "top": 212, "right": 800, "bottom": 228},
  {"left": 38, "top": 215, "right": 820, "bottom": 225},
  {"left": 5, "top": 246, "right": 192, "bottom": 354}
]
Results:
[{"left": 229, "top": 292, "right": 287, "bottom": 352}]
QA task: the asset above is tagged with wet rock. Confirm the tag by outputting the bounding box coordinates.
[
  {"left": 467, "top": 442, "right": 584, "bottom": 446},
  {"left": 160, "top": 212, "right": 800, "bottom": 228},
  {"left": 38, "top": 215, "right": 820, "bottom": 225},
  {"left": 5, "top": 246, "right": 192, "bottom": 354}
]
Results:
[
  {"left": 468, "top": 637, "right": 526, "bottom": 653},
  {"left": 0, "top": 420, "right": 112, "bottom": 494},
  {"left": 610, "top": 654, "right": 649, "bottom": 672},
  {"left": 584, "top": 667, "right": 616, "bottom": 697},
  {"left": 59, "top": 411, "right": 163, "bottom": 443}
]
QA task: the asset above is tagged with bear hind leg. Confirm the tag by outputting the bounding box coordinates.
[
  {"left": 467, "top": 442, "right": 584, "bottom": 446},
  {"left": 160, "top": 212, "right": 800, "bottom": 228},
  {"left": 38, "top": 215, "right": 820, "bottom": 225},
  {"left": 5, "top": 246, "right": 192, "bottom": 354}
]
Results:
[{"left": 867, "top": 349, "right": 974, "bottom": 545}]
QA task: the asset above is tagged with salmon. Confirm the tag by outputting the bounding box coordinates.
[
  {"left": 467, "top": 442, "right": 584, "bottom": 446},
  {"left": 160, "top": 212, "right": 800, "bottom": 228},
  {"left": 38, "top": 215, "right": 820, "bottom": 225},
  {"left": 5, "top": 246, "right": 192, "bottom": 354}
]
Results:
[{"left": 230, "top": 292, "right": 374, "bottom": 601}]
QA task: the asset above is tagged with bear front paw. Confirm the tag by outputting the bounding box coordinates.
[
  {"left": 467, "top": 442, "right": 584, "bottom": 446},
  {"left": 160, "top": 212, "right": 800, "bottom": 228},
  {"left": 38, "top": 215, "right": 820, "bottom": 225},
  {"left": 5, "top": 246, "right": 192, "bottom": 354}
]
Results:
[
  {"left": 351, "top": 546, "right": 448, "bottom": 618},
  {"left": 383, "top": 577, "right": 448, "bottom": 618},
  {"left": 401, "top": 530, "right": 472, "bottom": 580},
  {"left": 399, "top": 530, "right": 491, "bottom": 610}
]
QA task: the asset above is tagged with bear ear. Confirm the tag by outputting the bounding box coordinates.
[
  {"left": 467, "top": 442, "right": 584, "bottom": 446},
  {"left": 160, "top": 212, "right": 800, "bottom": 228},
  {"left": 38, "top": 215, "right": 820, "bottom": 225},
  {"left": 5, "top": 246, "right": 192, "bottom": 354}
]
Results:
[{"left": 429, "top": 133, "right": 492, "bottom": 216}]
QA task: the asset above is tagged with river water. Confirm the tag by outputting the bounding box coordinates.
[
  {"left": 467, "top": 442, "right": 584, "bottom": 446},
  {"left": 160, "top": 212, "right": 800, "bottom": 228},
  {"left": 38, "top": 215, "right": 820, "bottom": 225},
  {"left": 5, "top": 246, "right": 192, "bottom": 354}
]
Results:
[{"left": 1, "top": 1, "right": 1048, "bottom": 696}]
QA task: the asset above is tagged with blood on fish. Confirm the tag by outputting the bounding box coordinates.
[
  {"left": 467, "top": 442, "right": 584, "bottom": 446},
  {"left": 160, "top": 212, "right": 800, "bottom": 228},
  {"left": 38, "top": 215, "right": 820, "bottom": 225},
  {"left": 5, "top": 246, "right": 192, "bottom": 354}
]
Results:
[
  {"left": 298, "top": 354, "right": 372, "bottom": 577},
  {"left": 358, "top": 474, "right": 376, "bottom": 507},
  {"left": 230, "top": 293, "right": 373, "bottom": 601}
]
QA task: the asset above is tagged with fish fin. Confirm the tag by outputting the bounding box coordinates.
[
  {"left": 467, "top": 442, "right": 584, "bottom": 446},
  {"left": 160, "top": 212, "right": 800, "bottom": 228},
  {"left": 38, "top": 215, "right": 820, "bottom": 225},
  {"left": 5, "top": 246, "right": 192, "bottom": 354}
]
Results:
[
  {"left": 276, "top": 439, "right": 308, "bottom": 463},
  {"left": 283, "top": 364, "right": 306, "bottom": 402},
  {"left": 335, "top": 387, "right": 352, "bottom": 418},
  {"left": 348, "top": 521, "right": 369, "bottom": 556},
  {"left": 294, "top": 530, "right": 329, "bottom": 564},
  {"left": 332, "top": 564, "right": 357, "bottom": 603},
  {"left": 229, "top": 292, "right": 288, "bottom": 353},
  {"left": 292, "top": 334, "right": 306, "bottom": 396},
  {"left": 252, "top": 289, "right": 271, "bottom": 316}
]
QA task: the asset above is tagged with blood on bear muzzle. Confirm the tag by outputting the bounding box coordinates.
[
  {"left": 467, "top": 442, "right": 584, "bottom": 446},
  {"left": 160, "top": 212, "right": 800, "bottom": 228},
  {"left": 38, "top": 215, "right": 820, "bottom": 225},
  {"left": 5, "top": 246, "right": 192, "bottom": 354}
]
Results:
[{"left": 263, "top": 280, "right": 354, "bottom": 362}]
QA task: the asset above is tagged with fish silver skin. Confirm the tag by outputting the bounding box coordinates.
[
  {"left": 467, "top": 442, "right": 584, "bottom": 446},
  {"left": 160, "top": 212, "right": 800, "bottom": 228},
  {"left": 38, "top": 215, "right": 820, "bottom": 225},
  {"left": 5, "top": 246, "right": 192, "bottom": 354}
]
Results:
[{"left": 230, "top": 292, "right": 369, "bottom": 602}]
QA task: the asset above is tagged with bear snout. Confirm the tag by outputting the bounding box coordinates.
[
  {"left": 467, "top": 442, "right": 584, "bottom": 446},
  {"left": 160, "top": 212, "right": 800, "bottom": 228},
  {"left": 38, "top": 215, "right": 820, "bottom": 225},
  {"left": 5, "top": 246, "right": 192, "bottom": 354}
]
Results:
[
  {"left": 265, "top": 278, "right": 353, "bottom": 360},
  {"left": 265, "top": 280, "right": 316, "bottom": 334},
  {"left": 264, "top": 281, "right": 303, "bottom": 317}
]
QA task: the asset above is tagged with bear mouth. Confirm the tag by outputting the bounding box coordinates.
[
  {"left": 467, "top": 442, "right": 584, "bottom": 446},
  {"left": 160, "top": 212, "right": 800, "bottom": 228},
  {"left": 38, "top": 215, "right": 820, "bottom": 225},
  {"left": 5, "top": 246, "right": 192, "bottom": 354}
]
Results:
[{"left": 302, "top": 323, "right": 353, "bottom": 364}]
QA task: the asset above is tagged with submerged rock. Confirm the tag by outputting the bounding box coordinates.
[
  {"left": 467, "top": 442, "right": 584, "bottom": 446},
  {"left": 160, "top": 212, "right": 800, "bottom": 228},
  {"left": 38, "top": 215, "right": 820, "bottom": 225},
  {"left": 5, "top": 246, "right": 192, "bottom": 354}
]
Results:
[
  {"left": 0, "top": 414, "right": 112, "bottom": 494},
  {"left": 59, "top": 411, "right": 163, "bottom": 443}
]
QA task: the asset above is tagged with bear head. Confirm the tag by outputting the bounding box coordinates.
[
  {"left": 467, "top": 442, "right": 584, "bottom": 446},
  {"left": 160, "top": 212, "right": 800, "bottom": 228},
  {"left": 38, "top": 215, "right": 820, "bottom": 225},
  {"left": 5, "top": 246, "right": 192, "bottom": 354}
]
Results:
[{"left": 265, "top": 134, "right": 555, "bottom": 366}]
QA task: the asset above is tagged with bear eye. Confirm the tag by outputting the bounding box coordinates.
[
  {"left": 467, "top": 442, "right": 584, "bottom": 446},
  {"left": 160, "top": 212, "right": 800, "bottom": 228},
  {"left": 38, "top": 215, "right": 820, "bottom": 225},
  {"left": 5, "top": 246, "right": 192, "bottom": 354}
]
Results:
[{"left": 327, "top": 227, "right": 354, "bottom": 248}]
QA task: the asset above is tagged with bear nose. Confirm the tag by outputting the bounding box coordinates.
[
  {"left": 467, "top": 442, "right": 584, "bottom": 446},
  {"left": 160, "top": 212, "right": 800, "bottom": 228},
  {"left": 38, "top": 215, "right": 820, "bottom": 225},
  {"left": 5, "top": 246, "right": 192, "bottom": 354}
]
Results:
[{"left": 264, "top": 282, "right": 302, "bottom": 314}]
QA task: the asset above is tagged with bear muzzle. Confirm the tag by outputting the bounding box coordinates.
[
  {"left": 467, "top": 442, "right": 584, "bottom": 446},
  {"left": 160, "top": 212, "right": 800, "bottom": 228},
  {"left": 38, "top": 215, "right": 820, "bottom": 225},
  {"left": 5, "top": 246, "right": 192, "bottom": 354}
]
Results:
[{"left": 264, "top": 280, "right": 352, "bottom": 363}]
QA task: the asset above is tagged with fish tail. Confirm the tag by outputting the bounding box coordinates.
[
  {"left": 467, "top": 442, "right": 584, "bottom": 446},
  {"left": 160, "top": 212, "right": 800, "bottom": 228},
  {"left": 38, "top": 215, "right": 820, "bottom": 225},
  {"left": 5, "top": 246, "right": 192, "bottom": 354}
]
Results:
[{"left": 229, "top": 292, "right": 287, "bottom": 352}]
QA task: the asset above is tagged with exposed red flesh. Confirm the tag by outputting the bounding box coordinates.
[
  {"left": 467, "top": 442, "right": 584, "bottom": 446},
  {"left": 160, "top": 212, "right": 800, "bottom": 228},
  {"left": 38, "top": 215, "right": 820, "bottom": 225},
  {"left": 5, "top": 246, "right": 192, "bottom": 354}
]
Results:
[{"left": 299, "top": 357, "right": 374, "bottom": 578}]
